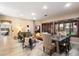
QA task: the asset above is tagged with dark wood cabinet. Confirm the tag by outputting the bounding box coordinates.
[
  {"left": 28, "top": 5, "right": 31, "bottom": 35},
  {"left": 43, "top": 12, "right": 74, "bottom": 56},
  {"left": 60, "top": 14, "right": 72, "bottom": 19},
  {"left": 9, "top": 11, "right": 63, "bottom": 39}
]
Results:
[
  {"left": 42, "top": 22, "right": 54, "bottom": 34},
  {"left": 77, "top": 21, "right": 79, "bottom": 37},
  {"left": 42, "top": 17, "right": 79, "bottom": 37},
  {"left": 55, "top": 18, "right": 79, "bottom": 37}
]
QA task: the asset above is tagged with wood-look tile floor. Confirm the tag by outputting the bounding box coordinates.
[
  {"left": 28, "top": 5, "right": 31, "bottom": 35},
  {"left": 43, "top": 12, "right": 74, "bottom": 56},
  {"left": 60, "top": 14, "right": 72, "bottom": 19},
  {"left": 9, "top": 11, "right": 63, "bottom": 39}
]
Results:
[
  {"left": 0, "top": 35, "right": 79, "bottom": 56},
  {"left": 0, "top": 35, "right": 31, "bottom": 56}
]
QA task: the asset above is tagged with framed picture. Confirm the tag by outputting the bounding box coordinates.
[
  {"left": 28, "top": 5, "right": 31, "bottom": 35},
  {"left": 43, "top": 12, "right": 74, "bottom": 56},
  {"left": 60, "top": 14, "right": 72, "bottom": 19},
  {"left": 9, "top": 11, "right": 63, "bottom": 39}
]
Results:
[{"left": 35, "top": 25, "right": 40, "bottom": 32}]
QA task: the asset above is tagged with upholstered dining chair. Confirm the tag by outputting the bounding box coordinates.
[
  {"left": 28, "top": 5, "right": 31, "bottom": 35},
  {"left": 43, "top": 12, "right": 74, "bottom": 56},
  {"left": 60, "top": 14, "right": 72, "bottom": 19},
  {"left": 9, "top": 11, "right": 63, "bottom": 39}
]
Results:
[{"left": 42, "top": 33, "right": 55, "bottom": 55}]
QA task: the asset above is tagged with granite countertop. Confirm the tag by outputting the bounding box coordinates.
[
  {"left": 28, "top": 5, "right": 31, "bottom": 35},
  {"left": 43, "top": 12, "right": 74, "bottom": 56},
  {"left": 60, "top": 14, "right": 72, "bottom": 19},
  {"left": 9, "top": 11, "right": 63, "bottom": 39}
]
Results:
[{"left": 51, "top": 35, "right": 68, "bottom": 41}]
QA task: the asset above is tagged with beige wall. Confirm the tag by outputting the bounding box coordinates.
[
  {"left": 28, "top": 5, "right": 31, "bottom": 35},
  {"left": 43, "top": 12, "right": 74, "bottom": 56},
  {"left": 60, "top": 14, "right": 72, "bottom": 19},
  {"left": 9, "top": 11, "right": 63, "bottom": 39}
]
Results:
[
  {"left": 0, "top": 15, "right": 34, "bottom": 37},
  {"left": 35, "top": 12, "right": 79, "bottom": 24},
  {"left": 35, "top": 11, "right": 79, "bottom": 30},
  {"left": 34, "top": 11, "right": 79, "bottom": 32},
  {"left": 0, "top": 10, "right": 79, "bottom": 36}
]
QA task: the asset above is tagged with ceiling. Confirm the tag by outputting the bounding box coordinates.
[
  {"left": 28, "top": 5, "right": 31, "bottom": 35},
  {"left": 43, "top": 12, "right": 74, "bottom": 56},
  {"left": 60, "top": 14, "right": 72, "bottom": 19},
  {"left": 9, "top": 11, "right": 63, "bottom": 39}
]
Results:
[{"left": 0, "top": 2, "right": 79, "bottom": 20}]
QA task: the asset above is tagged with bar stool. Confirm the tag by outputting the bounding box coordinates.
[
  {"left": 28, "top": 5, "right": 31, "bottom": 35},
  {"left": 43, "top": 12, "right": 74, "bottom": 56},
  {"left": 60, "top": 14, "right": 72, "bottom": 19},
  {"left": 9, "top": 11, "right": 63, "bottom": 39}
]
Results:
[
  {"left": 59, "top": 38, "right": 69, "bottom": 54},
  {"left": 66, "top": 36, "right": 71, "bottom": 51}
]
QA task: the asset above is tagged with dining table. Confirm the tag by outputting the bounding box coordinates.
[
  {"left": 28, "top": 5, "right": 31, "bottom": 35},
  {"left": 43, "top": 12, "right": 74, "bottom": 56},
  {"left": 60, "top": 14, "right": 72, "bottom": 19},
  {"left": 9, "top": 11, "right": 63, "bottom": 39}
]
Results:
[{"left": 51, "top": 35, "right": 69, "bottom": 53}]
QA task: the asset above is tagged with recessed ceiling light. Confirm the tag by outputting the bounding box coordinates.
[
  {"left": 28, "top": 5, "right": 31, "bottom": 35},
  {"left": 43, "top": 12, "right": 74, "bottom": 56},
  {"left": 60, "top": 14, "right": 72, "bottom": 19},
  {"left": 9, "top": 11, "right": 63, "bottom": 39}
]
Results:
[
  {"left": 33, "top": 17, "right": 36, "bottom": 20},
  {"left": 65, "top": 3, "right": 72, "bottom": 7},
  {"left": 43, "top": 5, "right": 48, "bottom": 10},
  {"left": 32, "top": 13, "right": 36, "bottom": 16},
  {"left": 20, "top": 14, "right": 24, "bottom": 16}
]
